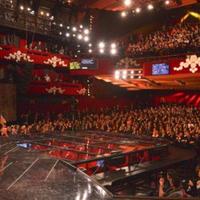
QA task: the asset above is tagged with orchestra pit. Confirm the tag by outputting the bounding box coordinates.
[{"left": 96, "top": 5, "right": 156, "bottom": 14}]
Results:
[{"left": 0, "top": 0, "right": 200, "bottom": 199}]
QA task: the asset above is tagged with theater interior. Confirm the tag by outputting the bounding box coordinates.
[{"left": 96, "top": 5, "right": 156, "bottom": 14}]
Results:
[{"left": 0, "top": 0, "right": 200, "bottom": 199}]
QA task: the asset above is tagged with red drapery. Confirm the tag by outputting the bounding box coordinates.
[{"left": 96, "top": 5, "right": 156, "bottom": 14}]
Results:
[{"left": 153, "top": 91, "right": 200, "bottom": 108}]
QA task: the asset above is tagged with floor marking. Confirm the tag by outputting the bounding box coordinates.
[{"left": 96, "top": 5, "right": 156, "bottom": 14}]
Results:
[
  {"left": 4, "top": 146, "right": 18, "bottom": 155},
  {"left": 7, "top": 158, "right": 39, "bottom": 190},
  {"left": 0, "top": 162, "right": 13, "bottom": 173},
  {"left": 44, "top": 160, "right": 59, "bottom": 182},
  {"left": 0, "top": 143, "right": 10, "bottom": 149}
]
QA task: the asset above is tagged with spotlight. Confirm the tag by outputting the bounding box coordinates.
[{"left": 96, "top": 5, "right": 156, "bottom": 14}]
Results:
[
  {"left": 110, "top": 48, "right": 117, "bottom": 55},
  {"left": 73, "top": 34, "right": 76, "bottom": 37},
  {"left": 72, "top": 27, "right": 77, "bottom": 32},
  {"left": 122, "top": 70, "right": 127, "bottom": 79},
  {"left": 67, "top": 26, "right": 70, "bottom": 29},
  {"left": 165, "top": 0, "right": 170, "bottom": 5},
  {"left": 60, "top": 23, "right": 63, "bottom": 27},
  {"left": 115, "top": 70, "right": 120, "bottom": 80},
  {"left": 77, "top": 50, "right": 81, "bottom": 53},
  {"left": 59, "top": 32, "right": 62, "bottom": 35},
  {"left": 88, "top": 49, "right": 92, "bottom": 53},
  {"left": 147, "top": 4, "right": 154, "bottom": 10},
  {"left": 136, "top": 7, "right": 141, "bottom": 13},
  {"left": 77, "top": 34, "right": 83, "bottom": 40},
  {"left": 50, "top": 16, "right": 54, "bottom": 20},
  {"left": 46, "top": 12, "right": 50, "bottom": 17},
  {"left": 30, "top": 10, "right": 35, "bottom": 15},
  {"left": 124, "top": 0, "right": 132, "bottom": 7},
  {"left": 131, "top": 71, "right": 134, "bottom": 74},
  {"left": 27, "top": 7, "right": 31, "bottom": 11},
  {"left": 99, "top": 42, "right": 105, "bottom": 48},
  {"left": 88, "top": 43, "right": 92, "bottom": 47},
  {"left": 52, "top": 21, "right": 56, "bottom": 25},
  {"left": 74, "top": 55, "right": 78, "bottom": 58},
  {"left": 84, "top": 36, "right": 89, "bottom": 42},
  {"left": 40, "top": 11, "right": 44, "bottom": 15},
  {"left": 84, "top": 29, "right": 89, "bottom": 35},
  {"left": 111, "top": 43, "right": 116, "bottom": 48},
  {"left": 99, "top": 49, "right": 104, "bottom": 54},
  {"left": 121, "top": 11, "right": 127, "bottom": 17},
  {"left": 20, "top": 5, "right": 24, "bottom": 10},
  {"left": 66, "top": 32, "right": 70, "bottom": 37},
  {"left": 80, "top": 24, "right": 83, "bottom": 28}
]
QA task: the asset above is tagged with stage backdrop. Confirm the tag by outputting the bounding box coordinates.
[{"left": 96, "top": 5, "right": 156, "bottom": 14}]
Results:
[{"left": 0, "top": 84, "right": 16, "bottom": 122}]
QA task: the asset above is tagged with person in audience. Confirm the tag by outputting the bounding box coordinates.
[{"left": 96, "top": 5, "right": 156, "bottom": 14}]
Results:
[
  {"left": 187, "top": 165, "right": 200, "bottom": 197},
  {"left": 159, "top": 169, "right": 189, "bottom": 198}
]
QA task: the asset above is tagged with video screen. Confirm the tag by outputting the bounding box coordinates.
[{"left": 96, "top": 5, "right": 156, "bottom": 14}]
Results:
[
  {"left": 80, "top": 59, "right": 97, "bottom": 70},
  {"left": 152, "top": 63, "right": 169, "bottom": 75}
]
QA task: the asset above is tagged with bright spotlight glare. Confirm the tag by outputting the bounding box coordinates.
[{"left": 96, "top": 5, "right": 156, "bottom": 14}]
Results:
[
  {"left": 72, "top": 27, "right": 77, "bottom": 32},
  {"left": 124, "top": 0, "right": 132, "bottom": 7},
  {"left": 27, "top": 7, "right": 31, "bottom": 11},
  {"left": 121, "top": 11, "right": 127, "bottom": 18},
  {"left": 115, "top": 71, "right": 120, "bottom": 80},
  {"left": 66, "top": 32, "right": 70, "bottom": 37},
  {"left": 136, "top": 7, "right": 141, "bottom": 13},
  {"left": 46, "top": 12, "right": 50, "bottom": 17},
  {"left": 84, "top": 29, "right": 89, "bottom": 35},
  {"left": 110, "top": 48, "right": 117, "bottom": 55},
  {"left": 99, "top": 42, "right": 105, "bottom": 48},
  {"left": 165, "top": 0, "right": 170, "bottom": 5},
  {"left": 99, "top": 49, "right": 104, "bottom": 54},
  {"left": 88, "top": 43, "right": 92, "bottom": 47},
  {"left": 59, "top": 23, "right": 63, "bottom": 27},
  {"left": 111, "top": 43, "right": 116, "bottom": 49},
  {"left": 67, "top": 26, "right": 70, "bottom": 29},
  {"left": 77, "top": 34, "right": 83, "bottom": 40},
  {"left": 147, "top": 4, "right": 154, "bottom": 10},
  {"left": 84, "top": 36, "right": 89, "bottom": 42},
  {"left": 20, "top": 5, "right": 24, "bottom": 10},
  {"left": 88, "top": 49, "right": 92, "bottom": 53},
  {"left": 122, "top": 70, "right": 127, "bottom": 79},
  {"left": 80, "top": 24, "right": 83, "bottom": 28}
]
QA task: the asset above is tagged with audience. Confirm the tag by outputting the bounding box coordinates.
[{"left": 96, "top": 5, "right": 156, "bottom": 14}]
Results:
[
  {"left": 1, "top": 103, "right": 200, "bottom": 197},
  {"left": 1, "top": 104, "right": 200, "bottom": 146},
  {"left": 127, "top": 22, "right": 200, "bottom": 57},
  {"left": 159, "top": 169, "right": 190, "bottom": 198}
]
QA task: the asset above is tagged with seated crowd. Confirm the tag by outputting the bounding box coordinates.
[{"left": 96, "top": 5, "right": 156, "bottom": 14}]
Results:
[
  {"left": 127, "top": 22, "right": 200, "bottom": 57},
  {"left": 1, "top": 104, "right": 200, "bottom": 146}
]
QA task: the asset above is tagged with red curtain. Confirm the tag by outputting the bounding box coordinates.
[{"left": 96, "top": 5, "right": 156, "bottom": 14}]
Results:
[{"left": 153, "top": 91, "right": 200, "bottom": 108}]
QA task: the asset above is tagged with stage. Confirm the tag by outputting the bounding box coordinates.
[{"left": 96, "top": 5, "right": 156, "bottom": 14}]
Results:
[{"left": 0, "top": 132, "right": 196, "bottom": 199}]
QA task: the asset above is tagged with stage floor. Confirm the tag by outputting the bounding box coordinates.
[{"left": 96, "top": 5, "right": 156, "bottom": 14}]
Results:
[{"left": 0, "top": 132, "right": 194, "bottom": 200}]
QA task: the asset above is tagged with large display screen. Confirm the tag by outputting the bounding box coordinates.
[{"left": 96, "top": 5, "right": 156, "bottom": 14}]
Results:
[
  {"left": 80, "top": 59, "right": 97, "bottom": 69},
  {"left": 152, "top": 63, "right": 169, "bottom": 75}
]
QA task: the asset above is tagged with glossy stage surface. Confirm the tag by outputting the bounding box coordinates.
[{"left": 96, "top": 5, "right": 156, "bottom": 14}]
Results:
[
  {"left": 0, "top": 132, "right": 184, "bottom": 200},
  {"left": 0, "top": 132, "right": 118, "bottom": 200}
]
